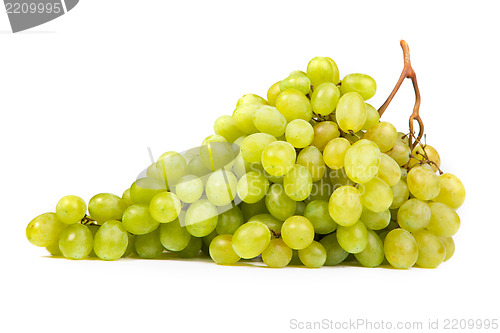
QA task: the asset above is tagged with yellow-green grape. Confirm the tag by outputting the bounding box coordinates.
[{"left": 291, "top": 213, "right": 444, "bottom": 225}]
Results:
[
  {"left": 439, "top": 236, "right": 455, "bottom": 261},
  {"left": 355, "top": 229, "right": 384, "bottom": 267},
  {"left": 328, "top": 185, "right": 362, "bottom": 226},
  {"left": 412, "top": 230, "right": 446, "bottom": 268},
  {"left": 122, "top": 233, "right": 136, "bottom": 257},
  {"left": 122, "top": 188, "right": 133, "bottom": 206},
  {"left": 359, "top": 177, "right": 393, "bottom": 213},
  {"left": 214, "top": 115, "right": 245, "bottom": 142},
  {"left": 187, "top": 155, "right": 211, "bottom": 178},
  {"left": 265, "top": 183, "right": 297, "bottom": 221},
  {"left": 135, "top": 228, "right": 163, "bottom": 259},
  {"left": 399, "top": 132, "right": 409, "bottom": 145},
  {"left": 240, "top": 133, "right": 276, "bottom": 163},
  {"left": 390, "top": 179, "right": 410, "bottom": 209},
  {"left": 281, "top": 216, "right": 315, "bottom": 250},
  {"left": 275, "top": 89, "right": 313, "bottom": 122},
  {"left": 236, "top": 93, "right": 268, "bottom": 107},
  {"left": 296, "top": 146, "right": 325, "bottom": 182},
  {"left": 433, "top": 173, "right": 466, "bottom": 209},
  {"left": 122, "top": 204, "right": 159, "bottom": 235},
  {"left": 298, "top": 241, "right": 327, "bottom": 268},
  {"left": 56, "top": 195, "right": 87, "bottom": 224},
  {"left": 267, "top": 81, "right": 281, "bottom": 107},
  {"left": 362, "top": 104, "right": 380, "bottom": 130},
  {"left": 384, "top": 229, "right": 418, "bottom": 269},
  {"left": 216, "top": 206, "right": 244, "bottom": 235},
  {"left": 280, "top": 73, "right": 311, "bottom": 95},
  {"left": 26, "top": 212, "right": 66, "bottom": 247},
  {"left": 261, "top": 141, "right": 296, "bottom": 177},
  {"left": 344, "top": 139, "right": 381, "bottom": 184},
  {"left": 264, "top": 170, "right": 284, "bottom": 184},
  {"left": 177, "top": 236, "right": 202, "bottom": 258},
  {"left": 88, "top": 193, "right": 128, "bottom": 224},
  {"left": 306, "top": 56, "right": 334, "bottom": 87},
  {"left": 149, "top": 192, "right": 181, "bottom": 223},
  {"left": 209, "top": 234, "right": 241, "bottom": 265},
  {"left": 307, "top": 175, "right": 334, "bottom": 202},
  {"left": 205, "top": 170, "right": 238, "bottom": 206},
  {"left": 311, "top": 82, "right": 340, "bottom": 116},
  {"left": 248, "top": 214, "right": 282, "bottom": 234},
  {"left": 336, "top": 221, "right": 368, "bottom": 253},
  {"left": 202, "top": 230, "right": 218, "bottom": 252},
  {"left": 241, "top": 198, "right": 268, "bottom": 221},
  {"left": 156, "top": 151, "right": 188, "bottom": 187},
  {"left": 159, "top": 215, "right": 191, "bottom": 251},
  {"left": 397, "top": 198, "right": 431, "bottom": 232},
  {"left": 200, "top": 141, "right": 238, "bottom": 172},
  {"left": 323, "top": 137, "right": 351, "bottom": 170},
  {"left": 377, "top": 154, "right": 401, "bottom": 187},
  {"left": 385, "top": 138, "right": 410, "bottom": 166},
  {"left": 363, "top": 121, "right": 398, "bottom": 153},
  {"left": 175, "top": 175, "right": 203, "bottom": 204},
  {"left": 237, "top": 170, "right": 270, "bottom": 204},
  {"left": 93, "top": 220, "right": 128, "bottom": 260},
  {"left": 320, "top": 233, "right": 349, "bottom": 265},
  {"left": 360, "top": 207, "right": 390, "bottom": 230},
  {"left": 295, "top": 201, "right": 306, "bottom": 215},
  {"left": 185, "top": 199, "right": 218, "bottom": 237},
  {"left": 426, "top": 202, "right": 460, "bottom": 237},
  {"left": 285, "top": 119, "right": 314, "bottom": 148},
  {"left": 310, "top": 121, "right": 340, "bottom": 151},
  {"left": 408, "top": 144, "right": 441, "bottom": 172},
  {"left": 328, "top": 168, "right": 355, "bottom": 190},
  {"left": 233, "top": 104, "right": 261, "bottom": 134},
  {"left": 407, "top": 165, "right": 441, "bottom": 200},
  {"left": 202, "top": 134, "right": 227, "bottom": 145},
  {"left": 304, "top": 200, "right": 337, "bottom": 234},
  {"left": 252, "top": 105, "right": 287, "bottom": 137},
  {"left": 283, "top": 164, "right": 313, "bottom": 201},
  {"left": 325, "top": 57, "right": 340, "bottom": 84},
  {"left": 339, "top": 73, "right": 377, "bottom": 100},
  {"left": 45, "top": 241, "right": 62, "bottom": 256},
  {"left": 262, "top": 238, "right": 292, "bottom": 268},
  {"left": 232, "top": 221, "right": 271, "bottom": 258},
  {"left": 59, "top": 224, "right": 93, "bottom": 259},
  {"left": 336, "top": 92, "right": 367, "bottom": 133},
  {"left": 130, "top": 177, "right": 166, "bottom": 205}
]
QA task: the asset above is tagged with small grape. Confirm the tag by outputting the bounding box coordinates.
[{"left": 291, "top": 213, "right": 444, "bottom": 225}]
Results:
[
  {"left": 336, "top": 92, "right": 367, "bottom": 133},
  {"left": 88, "top": 193, "right": 128, "bottom": 224},
  {"left": 261, "top": 141, "right": 296, "bottom": 177},
  {"left": 267, "top": 82, "right": 282, "bottom": 107},
  {"left": 281, "top": 216, "right": 314, "bottom": 250},
  {"left": 328, "top": 185, "right": 362, "bottom": 227},
  {"left": 323, "top": 138, "right": 351, "bottom": 170},
  {"left": 438, "top": 236, "right": 455, "bottom": 261},
  {"left": 320, "top": 233, "right": 349, "bottom": 266},
  {"left": 185, "top": 199, "right": 219, "bottom": 237},
  {"left": 304, "top": 200, "right": 337, "bottom": 234},
  {"left": 275, "top": 89, "right": 312, "bottom": 122},
  {"left": 130, "top": 177, "right": 166, "bottom": 204},
  {"left": 307, "top": 57, "right": 334, "bottom": 87},
  {"left": 426, "top": 202, "right": 460, "bottom": 237},
  {"left": 149, "top": 192, "right": 181, "bottom": 223},
  {"left": 397, "top": 199, "right": 431, "bottom": 232},
  {"left": 296, "top": 146, "right": 326, "bottom": 182},
  {"left": 237, "top": 170, "right": 270, "bottom": 204},
  {"left": 262, "top": 238, "right": 293, "bottom": 268},
  {"left": 311, "top": 82, "right": 340, "bottom": 116},
  {"left": 336, "top": 221, "right": 368, "bottom": 254},
  {"left": 252, "top": 105, "right": 287, "bottom": 137},
  {"left": 362, "top": 104, "right": 380, "bottom": 130},
  {"left": 59, "top": 224, "right": 93, "bottom": 260},
  {"left": 377, "top": 154, "right": 401, "bottom": 187},
  {"left": 279, "top": 73, "right": 311, "bottom": 95},
  {"left": 56, "top": 195, "right": 87, "bottom": 224},
  {"left": 283, "top": 164, "right": 313, "bottom": 201},
  {"left": 26, "top": 212, "right": 66, "bottom": 247},
  {"left": 135, "top": 228, "right": 164, "bottom": 259},
  {"left": 240, "top": 133, "right": 276, "bottom": 163},
  {"left": 210, "top": 234, "right": 241, "bottom": 265},
  {"left": 310, "top": 121, "right": 340, "bottom": 151},
  {"left": 298, "top": 241, "right": 327, "bottom": 268},
  {"left": 407, "top": 165, "right": 441, "bottom": 201},
  {"left": 432, "top": 173, "right": 466, "bottom": 209},
  {"left": 413, "top": 230, "right": 446, "bottom": 268},
  {"left": 358, "top": 177, "right": 393, "bottom": 213},
  {"left": 214, "top": 115, "right": 245, "bottom": 142},
  {"left": 205, "top": 170, "right": 238, "bottom": 207},
  {"left": 355, "top": 229, "right": 384, "bottom": 267},
  {"left": 122, "top": 204, "right": 160, "bottom": 235},
  {"left": 216, "top": 206, "right": 244, "bottom": 235},
  {"left": 339, "top": 73, "right": 377, "bottom": 100},
  {"left": 93, "top": 220, "right": 128, "bottom": 260},
  {"left": 285, "top": 119, "right": 314, "bottom": 148},
  {"left": 363, "top": 122, "right": 398, "bottom": 153},
  {"left": 159, "top": 216, "right": 191, "bottom": 251},
  {"left": 232, "top": 221, "right": 271, "bottom": 258},
  {"left": 360, "top": 207, "right": 390, "bottom": 230},
  {"left": 344, "top": 139, "right": 381, "bottom": 184},
  {"left": 384, "top": 229, "right": 418, "bottom": 269},
  {"left": 236, "top": 94, "right": 268, "bottom": 107},
  {"left": 175, "top": 175, "right": 204, "bottom": 203}
]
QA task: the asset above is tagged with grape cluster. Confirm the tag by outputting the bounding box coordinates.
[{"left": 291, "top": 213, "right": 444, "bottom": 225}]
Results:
[{"left": 26, "top": 48, "right": 465, "bottom": 269}]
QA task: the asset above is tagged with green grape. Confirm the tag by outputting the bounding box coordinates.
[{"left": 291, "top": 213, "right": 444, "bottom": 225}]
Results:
[
  {"left": 385, "top": 138, "right": 411, "bottom": 166},
  {"left": 261, "top": 141, "right": 296, "bottom": 177},
  {"left": 26, "top": 212, "right": 66, "bottom": 247},
  {"left": 240, "top": 133, "right": 276, "bottom": 163},
  {"left": 56, "top": 195, "right": 87, "bottom": 224},
  {"left": 45, "top": 241, "right": 62, "bottom": 256},
  {"left": 232, "top": 221, "right": 271, "bottom": 258},
  {"left": 400, "top": 167, "right": 408, "bottom": 181},
  {"left": 264, "top": 170, "right": 284, "bottom": 184},
  {"left": 177, "top": 236, "right": 202, "bottom": 258},
  {"left": 397, "top": 198, "right": 431, "bottom": 232},
  {"left": 407, "top": 165, "right": 441, "bottom": 200},
  {"left": 159, "top": 216, "right": 191, "bottom": 251},
  {"left": 336, "top": 221, "right": 368, "bottom": 253},
  {"left": 307, "top": 176, "right": 334, "bottom": 202},
  {"left": 299, "top": 241, "right": 327, "bottom": 268},
  {"left": 320, "top": 233, "right": 349, "bottom": 266},
  {"left": 233, "top": 135, "right": 246, "bottom": 147},
  {"left": 262, "top": 238, "right": 293, "bottom": 268},
  {"left": 248, "top": 214, "right": 283, "bottom": 234},
  {"left": 328, "top": 185, "right": 362, "bottom": 227},
  {"left": 426, "top": 202, "right": 460, "bottom": 237},
  {"left": 149, "top": 192, "right": 181, "bottom": 223},
  {"left": 390, "top": 179, "right": 410, "bottom": 209},
  {"left": 304, "top": 200, "right": 337, "bottom": 234},
  {"left": 310, "top": 121, "right": 340, "bottom": 151},
  {"left": 413, "top": 230, "right": 446, "bottom": 268},
  {"left": 384, "top": 228, "right": 418, "bottom": 269},
  {"left": 275, "top": 88, "right": 312, "bottom": 122},
  {"left": 135, "top": 228, "right": 164, "bottom": 259},
  {"left": 156, "top": 151, "right": 188, "bottom": 187},
  {"left": 122, "top": 204, "right": 160, "bottom": 235},
  {"left": 341, "top": 130, "right": 363, "bottom": 143},
  {"left": 328, "top": 168, "right": 355, "bottom": 190},
  {"left": 295, "top": 201, "right": 306, "bottom": 215},
  {"left": 187, "top": 155, "right": 211, "bottom": 178},
  {"left": 93, "top": 220, "right": 128, "bottom": 260},
  {"left": 283, "top": 164, "right": 313, "bottom": 201},
  {"left": 439, "top": 236, "right": 455, "bottom": 261},
  {"left": 311, "top": 82, "right": 340, "bottom": 116},
  {"left": 122, "top": 188, "right": 133, "bottom": 206},
  {"left": 281, "top": 216, "right": 314, "bottom": 250},
  {"left": 200, "top": 141, "right": 237, "bottom": 171},
  {"left": 306, "top": 57, "right": 334, "bottom": 87},
  {"left": 289, "top": 250, "right": 302, "bottom": 265},
  {"left": 214, "top": 115, "right": 245, "bottom": 142},
  {"left": 185, "top": 199, "right": 219, "bottom": 237},
  {"left": 433, "top": 173, "right": 466, "bottom": 209},
  {"left": 205, "top": 170, "right": 238, "bottom": 206},
  {"left": 325, "top": 57, "right": 340, "bottom": 84},
  {"left": 279, "top": 73, "right": 311, "bottom": 95},
  {"left": 362, "top": 104, "right": 380, "bottom": 130},
  {"left": 360, "top": 207, "right": 390, "bottom": 230},
  {"left": 285, "top": 119, "right": 314, "bottom": 148},
  {"left": 358, "top": 177, "right": 393, "bottom": 213},
  {"left": 252, "top": 105, "right": 287, "bottom": 137},
  {"left": 236, "top": 94, "right": 268, "bottom": 107},
  {"left": 59, "top": 224, "right": 93, "bottom": 259},
  {"left": 202, "top": 134, "right": 227, "bottom": 145},
  {"left": 344, "top": 139, "right": 381, "bottom": 184},
  {"left": 202, "top": 229, "right": 218, "bottom": 248},
  {"left": 408, "top": 145, "right": 441, "bottom": 172},
  {"left": 88, "top": 193, "right": 128, "bottom": 224},
  {"left": 86, "top": 224, "right": 100, "bottom": 258},
  {"left": 241, "top": 198, "right": 268, "bottom": 221},
  {"left": 130, "top": 177, "right": 166, "bottom": 204},
  {"left": 237, "top": 170, "right": 270, "bottom": 204},
  {"left": 339, "top": 73, "right": 377, "bottom": 100},
  {"left": 363, "top": 122, "right": 398, "bottom": 152},
  {"left": 123, "top": 233, "right": 136, "bottom": 257},
  {"left": 232, "top": 104, "right": 261, "bottom": 134},
  {"left": 216, "top": 206, "right": 244, "bottom": 235},
  {"left": 209, "top": 234, "right": 241, "bottom": 265},
  {"left": 323, "top": 138, "right": 351, "bottom": 170},
  {"left": 267, "top": 82, "right": 281, "bottom": 107},
  {"left": 335, "top": 92, "right": 367, "bottom": 133},
  {"left": 297, "top": 146, "right": 325, "bottom": 182},
  {"left": 355, "top": 229, "right": 384, "bottom": 267},
  {"left": 377, "top": 154, "right": 401, "bottom": 187},
  {"left": 175, "top": 175, "right": 204, "bottom": 203}
]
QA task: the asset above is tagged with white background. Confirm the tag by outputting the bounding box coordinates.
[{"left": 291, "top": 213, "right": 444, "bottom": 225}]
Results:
[{"left": 1, "top": 1, "right": 499, "bottom": 332}]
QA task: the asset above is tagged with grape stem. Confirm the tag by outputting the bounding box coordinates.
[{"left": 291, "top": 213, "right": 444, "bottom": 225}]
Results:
[{"left": 81, "top": 215, "right": 100, "bottom": 226}]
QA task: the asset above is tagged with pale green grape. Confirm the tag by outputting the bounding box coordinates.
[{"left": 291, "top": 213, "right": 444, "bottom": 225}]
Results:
[
  {"left": 306, "top": 57, "right": 334, "bottom": 87},
  {"left": 88, "top": 193, "right": 128, "bottom": 224},
  {"left": 359, "top": 177, "right": 393, "bottom": 213},
  {"left": 323, "top": 138, "right": 351, "bottom": 170},
  {"left": 295, "top": 201, "right": 306, "bottom": 215},
  {"left": 205, "top": 170, "right": 238, "bottom": 206},
  {"left": 390, "top": 179, "right": 410, "bottom": 209},
  {"left": 261, "top": 141, "right": 296, "bottom": 177},
  {"left": 135, "top": 228, "right": 164, "bottom": 259},
  {"left": 177, "top": 236, "right": 202, "bottom": 258},
  {"left": 397, "top": 198, "right": 431, "bottom": 232},
  {"left": 325, "top": 57, "right": 340, "bottom": 84},
  {"left": 362, "top": 104, "right": 380, "bottom": 130},
  {"left": 122, "top": 204, "right": 160, "bottom": 235},
  {"left": 175, "top": 175, "right": 204, "bottom": 203},
  {"left": 262, "top": 238, "right": 292, "bottom": 268},
  {"left": 185, "top": 199, "right": 219, "bottom": 237},
  {"left": 426, "top": 202, "right": 460, "bottom": 237},
  {"left": 311, "top": 82, "right": 340, "bottom": 116},
  {"left": 307, "top": 176, "right": 334, "bottom": 202},
  {"left": 122, "top": 188, "right": 133, "bottom": 206},
  {"left": 252, "top": 105, "right": 287, "bottom": 137},
  {"left": 433, "top": 173, "right": 466, "bottom": 209},
  {"left": 159, "top": 216, "right": 191, "bottom": 251},
  {"left": 279, "top": 73, "right": 311, "bottom": 95},
  {"left": 283, "top": 164, "right": 313, "bottom": 201},
  {"left": 360, "top": 207, "right": 390, "bottom": 230},
  {"left": 56, "top": 195, "right": 87, "bottom": 224},
  {"left": 149, "top": 191, "right": 181, "bottom": 223},
  {"left": 214, "top": 115, "right": 245, "bottom": 142},
  {"left": 335, "top": 92, "right": 367, "bottom": 133},
  {"left": 384, "top": 228, "right": 418, "bottom": 269},
  {"left": 298, "top": 241, "right": 327, "bottom": 268},
  {"left": 265, "top": 184, "right": 297, "bottom": 221},
  {"left": 216, "top": 206, "right": 244, "bottom": 234},
  {"left": 236, "top": 94, "right": 268, "bottom": 107},
  {"left": 130, "top": 177, "right": 166, "bottom": 204},
  {"left": 202, "top": 134, "right": 227, "bottom": 145},
  {"left": 26, "top": 213, "right": 66, "bottom": 247},
  {"left": 285, "top": 119, "right": 314, "bottom": 148},
  {"left": 320, "top": 233, "right": 349, "bottom": 266},
  {"left": 297, "top": 146, "right": 325, "bottom": 182},
  {"left": 385, "top": 138, "right": 411, "bottom": 166},
  {"left": 264, "top": 170, "right": 284, "bottom": 184},
  {"left": 363, "top": 122, "right": 398, "bottom": 152},
  {"left": 248, "top": 214, "right": 283, "bottom": 234},
  {"left": 407, "top": 165, "right": 441, "bottom": 200},
  {"left": 281, "top": 216, "right": 314, "bottom": 250},
  {"left": 328, "top": 185, "right": 362, "bottom": 227},
  {"left": 267, "top": 82, "right": 281, "bottom": 106},
  {"left": 231, "top": 153, "right": 247, "bottom": 178},
  {"left": 202, "top": 229, "right": 218, "bottom": 248},
  {"left": 344, "top": 139, "right": 381, "bottom": 184},
  {"left": 413, "top": 230, "right": 446, "bottom": 268},
  {"left": 210, "top": 234, "right": 241, "bottom": 265},
  {"left": 200, "top": 141, "right": 237, "bottom": 171},
  {"left": 237, "top": 170, "right": 270, "bottom": 204},
  {"left": 241, "top": 198, "right": 268, "bottom": 221},
  {"left": 408, "top": 145, "right": 441, "bottom": 172},
  {"left": 377, "top": 154, "right": 401, "bottom": 187},
  {"left": 275, "top": 89, "right": 312, "bottom": 122},
  {"left": 59, "top": 224, "right": 93, "bottom": 259},
  {"left": 45, "top": 241, "right": 62, "bottom": 256},
  {"left": 339, "top": 73, "right": 377, "bottom": 100},
  {"left": 240, "top": 133, "right": 276, "bottom": 163},
  {"left": 232, "top": 104, "right": 260, "bottom": 134},
  {"left": 304, "top": 200, "right": 337, "bottom": 234},
  {"left": 93, "top": 220, "right": 128, "bottom": 260},
  {"left": 355, "top": 229, "right": 384, "bottom": 267},
  {"left": 439, "top": 236, "right": 455, "bottom": 261},
  {"left": 336, "top": 221, "right": 368, "bottom": 253},
  {"left": 328, "top": 168, "right": 355, "bottom": 190},
  {"left": 232, "top": 221, "right": 271, "bottom": 258},
  {"left": 156, "top": 151, "right": 188, "bottom": 187},
  {"left": 310, "top": 121, "right": 340, "bottom": 151}
]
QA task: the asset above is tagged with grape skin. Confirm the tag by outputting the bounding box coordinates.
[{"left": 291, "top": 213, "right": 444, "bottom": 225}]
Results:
[{"left": 26, "top": 212, "right": 66, "bottom": 247}]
